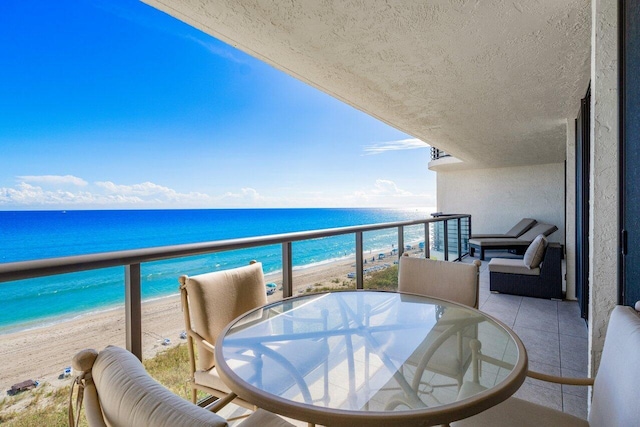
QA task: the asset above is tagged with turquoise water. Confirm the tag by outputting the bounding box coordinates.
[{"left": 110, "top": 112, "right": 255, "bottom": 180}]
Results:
[{"left": 0, "top": 208, "right": 431, "bottom": 333}]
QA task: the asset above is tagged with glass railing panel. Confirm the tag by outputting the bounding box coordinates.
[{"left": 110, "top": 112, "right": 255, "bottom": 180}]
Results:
[
  {"left": 144, "top": 246, "right": 286, "bottom": 300},
  {"left": 460, "top": 217, "right": 470, "bottom": 255},
  {"left": 363, "top": 229, "right": 399, "bottom": 291},
  {"left": 402, "top": 224, "right": 425, "bottom": 258},
  {"left": 447, "top": 219, "right": 459, "bottom": 261},
  {"left": 292, "top": 235, "right": 356, "bottom": 294},
  {"left": 430, "top": 221, "right": 446, "bottom": 260},
  {"left": 0, "top": 269, "right": 129, "bottom": 399},
  {"left": 1, "top": 268, "right": 124, "bottom": 335}
]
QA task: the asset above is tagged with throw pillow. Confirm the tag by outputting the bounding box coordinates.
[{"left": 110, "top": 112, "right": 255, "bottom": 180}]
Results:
[{"left": 523, "top": 234, "right": 548, "bottom": 269}]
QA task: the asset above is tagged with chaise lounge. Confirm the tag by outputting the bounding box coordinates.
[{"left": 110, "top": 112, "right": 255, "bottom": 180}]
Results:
[
  {"left": 470, "top": 218, "right": 537, "bottom": 239},
  {"left": 469, "top": 223, "right": 558, "bottom": 260}
]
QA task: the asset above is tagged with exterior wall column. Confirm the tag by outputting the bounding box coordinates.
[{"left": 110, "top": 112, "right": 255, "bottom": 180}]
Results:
[{"left": 588, "top": 0, "right": 618, "bottom": 375}]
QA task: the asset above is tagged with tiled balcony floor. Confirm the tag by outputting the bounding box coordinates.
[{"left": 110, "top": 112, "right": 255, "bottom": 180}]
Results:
[{"left": 471, "top": 254, "right": 589, "bottom": 420}]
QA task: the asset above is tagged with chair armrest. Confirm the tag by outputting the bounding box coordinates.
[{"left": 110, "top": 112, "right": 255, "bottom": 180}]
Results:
[
  {"left": 204, "top": 392, "right": 238, "bottom": 412},
  {"left": 187, "top": 330, "right": 216, "bottom": 354},
  {"left": 527, "top": 370, "right": 594, "bottom": 386}
]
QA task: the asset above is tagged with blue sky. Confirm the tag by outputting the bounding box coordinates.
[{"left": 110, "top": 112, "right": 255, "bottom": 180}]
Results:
[{"left": 0, "top": 0, "right": 436, "bottom": 209}]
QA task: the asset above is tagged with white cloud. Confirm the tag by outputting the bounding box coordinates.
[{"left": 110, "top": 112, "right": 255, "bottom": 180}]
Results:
[
  {"left": 17, "top": 175, "right": 88, "bottom": 186},
  {"left": 341, "top": 179, "right": 435, "bottom": 208},
  {"left": 185, "top": 35, "right": 247, "bottom": 64},
  {"left": 371, "top": 179, "right": 412, "bottom": 196},
  {"left": 219, "top": 188, "right": 264, "bottom": 203},
  {"left": 363, "top": 138, "right": 429, "bottom": 155},
  {"left": 0, "top": 176, "right": 434, "bottom": 209},
  {"left": 0, "top": 178, "right": 211, "bottom": 208},
  {"left": 256, "top": 180, "right": 435, "bottom": 209}
]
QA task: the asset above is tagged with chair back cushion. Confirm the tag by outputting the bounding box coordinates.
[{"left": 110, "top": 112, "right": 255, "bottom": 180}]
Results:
[
  {"left": 505, "top": 218, "right": 537, "bottom": 237},
  {"left": 589, "top": 306, "right": 640, "bottom": 426},
  {"left": 184, "top": 262, "right": 268, "bottom": 370},
  {"left": 523, "top": 234, "right": 548, "bottom": 268},
  {"left": 92, "top": 346, "right": 228, "bottom": 427},
  {"left": 398, "top": 257, "right": 479, "bottom": 308}
]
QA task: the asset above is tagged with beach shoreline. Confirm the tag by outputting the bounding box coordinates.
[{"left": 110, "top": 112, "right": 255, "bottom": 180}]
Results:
[{"left": 0, "top": 245, "right": 421, "bottom": 398}]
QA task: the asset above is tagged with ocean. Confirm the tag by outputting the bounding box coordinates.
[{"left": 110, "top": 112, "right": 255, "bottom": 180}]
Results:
[{"left": 0, "top": 208, "right": 432, "bottom": 333}]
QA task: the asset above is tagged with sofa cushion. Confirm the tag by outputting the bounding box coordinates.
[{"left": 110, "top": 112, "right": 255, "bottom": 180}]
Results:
[
  {"left": 488, "top": 258, "right": 540, "bottom": 276},
  {"left": 469, "top": 238, "right": 531, "bottom": 247},
  {"left": 523, "top": 235, "right": 548, "bottom": 269}
]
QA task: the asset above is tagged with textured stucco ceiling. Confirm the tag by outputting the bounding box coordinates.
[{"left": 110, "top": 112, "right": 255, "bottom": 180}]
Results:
[{"left": 142, "top": 0, "right": 591, "bottom": 169}]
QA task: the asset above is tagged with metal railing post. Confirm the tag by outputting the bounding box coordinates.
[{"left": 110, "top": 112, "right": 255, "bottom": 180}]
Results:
[
  {"left": 457, "top": 218, "right": 462, "bottom": 261},
  {"left": 443, "top": 220, "right": 449, "bottom": 261},
  {"left": 355, "top": 232, "right": 364, "bottom": 290},
  {"left": 424, "top": 223, "right": 430, "bottom": 259},
  {"left": 398, "top": 226, "right": 404, "bottom": 257},
  {"left": 125, "top": 263, "right": 142, "bottom": 360},
  {"left": 282, "top": 242, "right": 293, "bottom": 298}
]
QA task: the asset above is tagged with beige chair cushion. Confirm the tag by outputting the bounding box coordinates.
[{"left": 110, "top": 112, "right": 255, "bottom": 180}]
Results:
[
  {"left": 589, "top": 306, "right": 640, "bottom": 426},
  {"left": 184, "top": 262, "right": 268, "bottom": 370},
  {"left": 451, "top": 395, "right": 588, "bottom": 427},
  {"left": 523, "top": 234, "right": 547, "bottom": 268},
  {"left": 193, "top": 367, "right": 233, "bottom": 394},
  {"left": 241, "top": 409, "right": 296, "bottom": 427},
  {"left": 488, "top": 258, "right": 540, "bottom": 276},
  {"left": 469, "top": 237, "right": 531, "bottom": 247},
  {"left": 398, "top": 256, "right": 479, "bottom": 308},
  {"left": 92, "top": 346, "right": 229, "bottom": 427}
]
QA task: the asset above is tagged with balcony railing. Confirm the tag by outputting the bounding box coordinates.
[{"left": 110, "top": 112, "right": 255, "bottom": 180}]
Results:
[{"left": 0, "top": 214, "right": 471, "bottom": 360}]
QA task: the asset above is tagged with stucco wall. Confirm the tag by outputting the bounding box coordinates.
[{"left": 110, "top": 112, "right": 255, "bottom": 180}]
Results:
[
  {"left": 588, "top": 0, "right": 618, "bottom": 375},
  {"left": 437, "top": 163, "right": 566, "bottom": 246},
  {"left": 566, "top": 120, "right": 577, "bottom": 300}
]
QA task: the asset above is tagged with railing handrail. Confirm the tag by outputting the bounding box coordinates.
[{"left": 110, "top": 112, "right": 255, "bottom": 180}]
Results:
[
  {"left": 0, "top": 214, "right": 470, "bottom": 283},
  {"left": 1, "top": 213, "right": 471, "bottom": 359}
]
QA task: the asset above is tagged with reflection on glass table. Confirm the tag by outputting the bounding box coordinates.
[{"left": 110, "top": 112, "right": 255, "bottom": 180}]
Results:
[{"left": 215, "top": 291, "right": 527, "bottom": 427}]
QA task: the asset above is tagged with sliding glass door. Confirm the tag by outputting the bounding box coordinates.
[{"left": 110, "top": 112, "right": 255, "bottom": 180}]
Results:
[{"left": 575, "top": 87, "right": 590, "bottom": 320}]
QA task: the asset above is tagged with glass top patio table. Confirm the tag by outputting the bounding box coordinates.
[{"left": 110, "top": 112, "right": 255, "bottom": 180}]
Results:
[{"left": 215, "top": 290, "right": 527, "bottom": 427}]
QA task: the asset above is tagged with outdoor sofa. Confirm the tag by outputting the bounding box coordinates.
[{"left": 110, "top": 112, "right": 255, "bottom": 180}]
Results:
[
  {"left": 469, "top": 223, "right": 558, "bottom": 260},
  {"left": 488, "top": 238, "right": 563, "bottom": 299}
]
